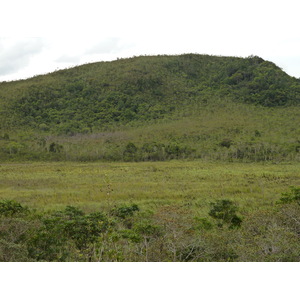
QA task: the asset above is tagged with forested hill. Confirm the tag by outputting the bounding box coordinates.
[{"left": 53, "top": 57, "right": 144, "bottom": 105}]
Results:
[{"left": 0, "top": 54, "right": 300, "bottom": 134}]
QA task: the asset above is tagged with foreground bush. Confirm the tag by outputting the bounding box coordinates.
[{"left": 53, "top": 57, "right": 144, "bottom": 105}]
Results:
[{"left": 0, "top": 187, "right": 300, "bottom": 262}]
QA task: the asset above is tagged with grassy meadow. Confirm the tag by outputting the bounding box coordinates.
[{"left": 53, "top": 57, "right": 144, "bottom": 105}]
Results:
[{"left": 1, "top": 160, "right": 299, "bottom": 212}]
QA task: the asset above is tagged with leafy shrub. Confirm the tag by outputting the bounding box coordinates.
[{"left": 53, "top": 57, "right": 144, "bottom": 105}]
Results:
[
  {"left": 120, "top": 229, "right": 142, "bottom": 243},
  {"left": 279, "top": 187, "right": 300, "bottom": 205},
  {"left": 123, "top": 142, "right": 139, "bottom": 161},
  {"left": 38, "top": 123, "right": 49, "bottom": 131},
  {"left": 141, "top": 142, "right": 165, "bottom": 161},
  {"left": 165, "top": 143, "right": 195, "bottom": 159},
  {"left": 49, "top": 142, "right": 63, "bottom": 153},
  {"left": 254, "top": 130, "right": 262, "bottom": 137},
  {"left": 111, "top": 204, "right": 140, "bottom": 219},
  {"left": 2, "top": 142, "right": 24, "bottom": 154},
  {"left": 194, "top": 217, "right": 214, "bottom": 230},
  {"left": 28, "top": 206, "right": 110, "bottom": 260},
  {"left": 63, "top": 206, "right": 85, "bottom": 218},
  {"left": 134, "top": 221, "right": 161, "bottom": 237},
  {"left": 0, "top": 200, "right": 28, "bottom": 217},
  {"left": 27, "top": 214, "right": 71, "bottom": 262},
  {"left": 209, "top": 200, "right": 242, "bottom": 228},
  {"left": 58, "top": 206, "right": 109, "bottom": 250}
]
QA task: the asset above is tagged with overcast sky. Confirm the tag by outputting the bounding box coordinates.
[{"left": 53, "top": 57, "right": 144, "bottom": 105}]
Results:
[{"left": 1, "top": 0, "right": 300, "bottom": 82}]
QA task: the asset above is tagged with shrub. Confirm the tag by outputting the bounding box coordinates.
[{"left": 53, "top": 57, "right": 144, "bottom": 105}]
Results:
[
  {"left": 3, "top": 142, "right": 24, "bottom": 154},
  {"left": 134, "top": 221, "right": 161, "bottom": 238},
  {"left": 123, "top": 142, "right": 139, "bottom": 161},
  {"left": 209, "top": 200, "right": 242, "bottom": 228},
  {"left": 28, "top": 206, "right": 110, "bottom": 260},
  {"left": 28, "top": 218, "right": 71, "bottom": 262},
  {"left": 49, "top": 142, "right": 63, "bottom": 153},
  {"left": 141, "top": 142, "right": 165, "bottom": 161},
  {"left": 194, "top": 217, "right": 214, "bottom": 230},
  {"left": 63, "top": 206, "right": 85, "bottom": 218},
  {"left": 111, "top": 204, "right": 140, "bottom": 219},
  {"left": 58, "top": 206, "right": 109, "bottom": 250},
  {"left": 279, "top": 187, "right": 300, "bottom": 205},
  {"left": 0, "top": 200, "right": 28, "bottom": 217},
  {"left": 165, "top": 143, "right": 195, "bottom": 159}
]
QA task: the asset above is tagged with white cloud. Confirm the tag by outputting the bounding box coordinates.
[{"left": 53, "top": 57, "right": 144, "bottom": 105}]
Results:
[
  {"left": 55, "top": 55, "right": 81, "bottom": 64},
  {"left": 0, "top": 0, "right": 300, "bottom": 80},
  {"left": 0, "top": 37, "right": 45, "bottom": 77},
  {"left": 85, "top": 38, "right": 122, "bottom": 55}
]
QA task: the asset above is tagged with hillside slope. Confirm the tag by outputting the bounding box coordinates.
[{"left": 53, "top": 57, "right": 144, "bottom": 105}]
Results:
[
  {"left": 0, "top": 54, "right": 300, "bottom": 162},
  {"left": 1, "top": 54, "right": 300, "bottom": 134}
]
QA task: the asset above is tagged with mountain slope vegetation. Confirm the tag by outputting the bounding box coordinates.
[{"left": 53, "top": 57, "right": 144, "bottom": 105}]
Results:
[{"left": 0, "top": 54, "right": 300, "bottom": 162}]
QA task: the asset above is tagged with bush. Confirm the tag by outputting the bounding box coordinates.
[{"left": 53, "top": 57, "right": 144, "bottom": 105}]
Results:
[
  {"left": 28, "top": 217, "right": 71, "bottom": 262},
  {"left": 28, "top": 206, "right": 110, "bottom": 260},
  {"left": 194, "top": 217, "right": 214, "bottom": 230},
  {"left": 165, "top": 143, "right": 195, "bottom": 159},
  {"left": 49, "top": 142, "right": 63, "bottom": 153},
  {"left": 111, "top": 204, "right": 140, "bottom": 219},
  {"left": 279, "top": 187, "right": 300, "bottom": 205},
  {"left": 209, "top": 200, "right": 242, "bottom": 228},
  {"left": 0, "top": 200, "right": 28, "bottom": 217},
  {"left": 141, "top": 142, "right": 165, "bottom": 161},
  {"left": 57, "top": 206, "right": 109, "bottom": 250},
  {"left": 123, "top": 142, "right": 139, "bottom": 161}
]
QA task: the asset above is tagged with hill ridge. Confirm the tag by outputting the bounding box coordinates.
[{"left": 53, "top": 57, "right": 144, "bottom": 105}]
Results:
[
  {"left": 1, "top": 53, "right": 299, "bottom": 134},
  {"left": 0, "top": 54, "right": 300, "bottom": 162}
]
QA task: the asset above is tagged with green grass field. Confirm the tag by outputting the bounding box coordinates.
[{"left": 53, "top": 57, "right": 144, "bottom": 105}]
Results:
[{"left": 1, "top": 160, "right": 299, "bottom": 212}]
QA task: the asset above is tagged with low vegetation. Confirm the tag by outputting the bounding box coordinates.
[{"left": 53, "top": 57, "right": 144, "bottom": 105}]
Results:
[
  {"left": 0, "top": 161, "right": 299, "bottom": 261},
  {"left": 1, "top": 186, "right": 300, "bottom": 262},
  {"left": 1, "top": 101, "right": 300, "bottom": 163}
]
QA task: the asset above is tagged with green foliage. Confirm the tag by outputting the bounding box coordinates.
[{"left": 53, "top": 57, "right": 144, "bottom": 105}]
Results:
[
  {"left": 111, "top": 204, "right": 140, "bottom": 219},
  {"left": 141, "top": 142, "right": 165, "bottom": 161},
  {"left": 134, "top": 221, "right": 162, "bottom": 237},
  {"left": 49, "top": 142, "right": 63, "bottom": 153},
  {"left": 28, "top": 216, "right": 71, "bottom": 261},
  {"left": 0, "top": 54, "right": 300, "bottom": 163},
  {"left": 209, "top": 200, "right": 242, "bottom": 228},
  {"left": 63, "top": 205, "right": 85, "bottom": 218},
  {"left": 28, "top": 206, "right": 110, "bottom": 261},
  {"left": 279, "top": 186, "right": 300, "bottom": 205},
  {"left": 1, "top": 185, "right": 300, "bottom": 261},
  {"left": 63, "top": 212, "right": 108, "bottom": 250},
  {"left": 0, "top": 200, "right": 28, "bottom": 217},
  {"left": 165, "top": 143, "right": 195, "bottom": 159},
  {"left": 123, "top": 142, "right": 139, "bottom": 161},
  {"left": 194, "top": 217, "right": 214, "bottom": 230},
  {"left": 1, "top": 54, "right": 299, "bottom": 136}
]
